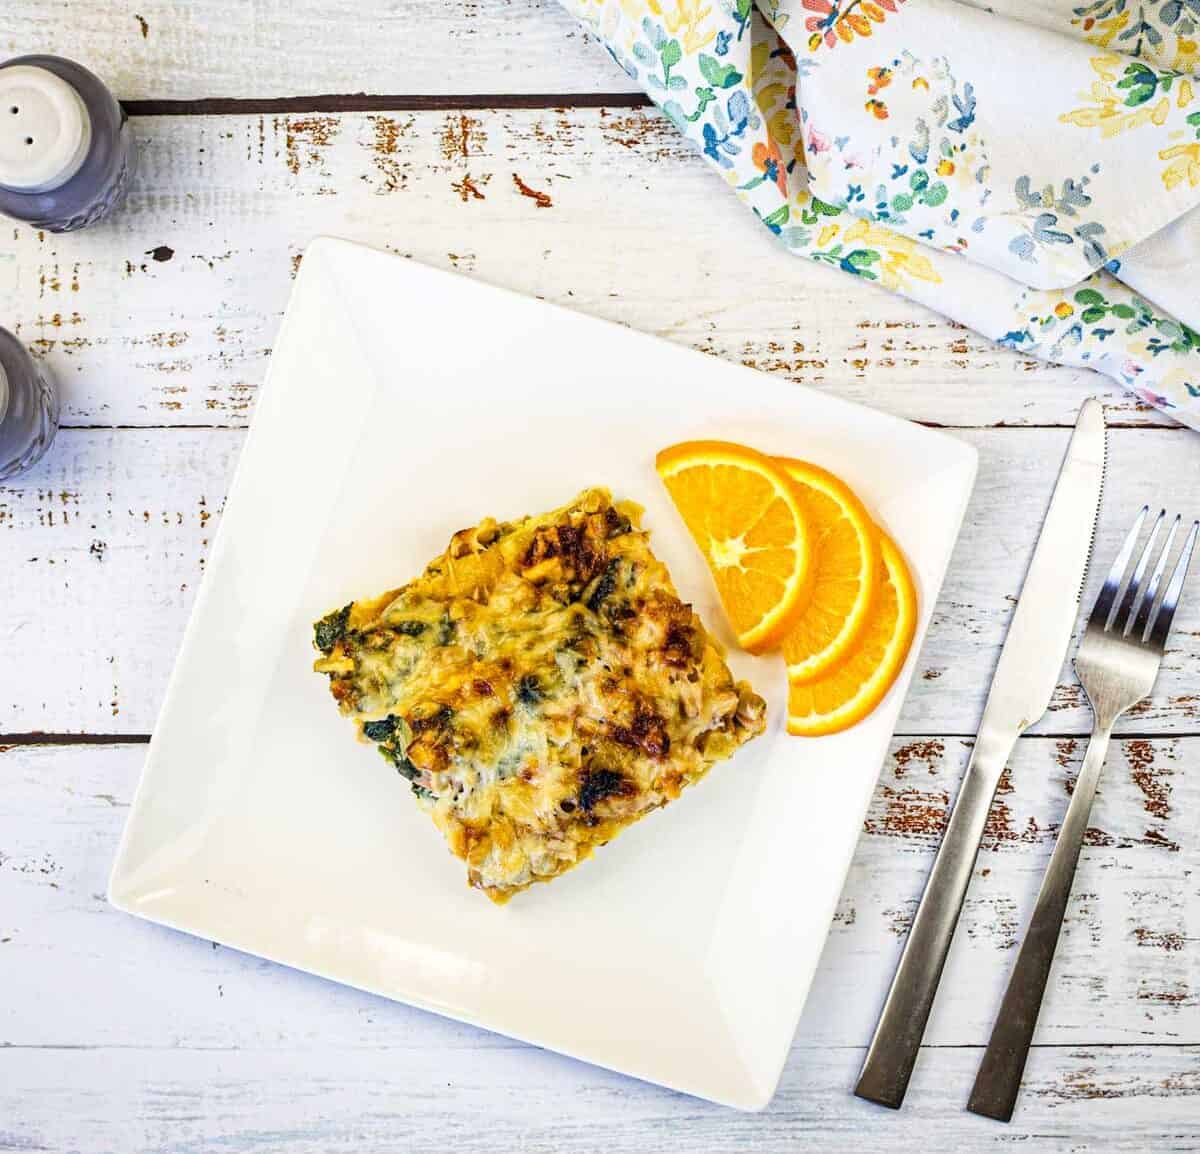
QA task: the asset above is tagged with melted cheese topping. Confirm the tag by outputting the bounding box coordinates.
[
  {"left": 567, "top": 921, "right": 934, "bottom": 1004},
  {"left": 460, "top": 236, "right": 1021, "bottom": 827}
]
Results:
[{"left": 313, "top": 488, "right": 766, "bottom": 901}]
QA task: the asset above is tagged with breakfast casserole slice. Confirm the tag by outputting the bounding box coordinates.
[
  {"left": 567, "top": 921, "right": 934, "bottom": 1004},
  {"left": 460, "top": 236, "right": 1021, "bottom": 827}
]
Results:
[{"left": 312, "top": 488, "right": 766, "bottom": 902}]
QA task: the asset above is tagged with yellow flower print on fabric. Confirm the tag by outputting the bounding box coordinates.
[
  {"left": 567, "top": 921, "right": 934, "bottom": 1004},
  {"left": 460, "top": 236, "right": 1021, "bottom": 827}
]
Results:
[
  {"left": 623, "top": 0, "right": 663, "bottom": 19},
  {"left": 579, "top": 0, "right": 662, "bottom": 20},
  {"left": 758, "top": 0, "right": 791, "bottom": 32},
  {"left": 1160, "top": 142, "right": 1200, "bottom": 190},
  {"left": 1060, "top": 54, "right": 1173, "bottom": 136},
  {"left": 1061, "top": 55, "right": 1197, "bottom": 137},
  {"left": 1077, "top": 10, "right": 1132, "bottom": 53},
  {"left": 1061, "top": 55, "right": 1200, "bottom": 190},
  {"left": 662, "top": 0, "right": 717, "bottom": 54},
  {"left": 1072, "top": 2, "right": 1200, "bottom": 73},
  {"left": 841, "top": 219, "right": 940, "bottom": 290},
  {"left": 749, "top": 38, "right": 796, "bottom": 144}
]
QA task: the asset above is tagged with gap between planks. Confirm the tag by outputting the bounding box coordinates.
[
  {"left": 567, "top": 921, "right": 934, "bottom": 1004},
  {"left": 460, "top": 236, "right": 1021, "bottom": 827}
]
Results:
[
  {"left": 55, "top": 421, "right": 1194, "bottom": 432},
  {"left": 1, "top": 1041, "right": 1194, "bottom": 1051},
  {"left": 5, "top": 732, "right": 1200, "bottom": 747},
  {"left": 0, "top": 733, "right": 152, "bottom": 746},
  {"left": 121, "top": 93, "right": 653, "bottom": 116}
]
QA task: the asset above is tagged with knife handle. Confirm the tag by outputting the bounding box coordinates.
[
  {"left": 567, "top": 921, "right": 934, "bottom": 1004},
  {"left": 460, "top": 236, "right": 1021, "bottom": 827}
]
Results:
[{"left": 855, "top": 734, "right": 1010, "bottom": 1108}]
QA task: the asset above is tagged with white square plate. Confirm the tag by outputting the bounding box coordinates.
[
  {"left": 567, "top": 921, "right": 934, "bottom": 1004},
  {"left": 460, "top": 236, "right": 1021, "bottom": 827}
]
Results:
[{"left": 110, "top": 237, "right": 976, "bottom": 1110}]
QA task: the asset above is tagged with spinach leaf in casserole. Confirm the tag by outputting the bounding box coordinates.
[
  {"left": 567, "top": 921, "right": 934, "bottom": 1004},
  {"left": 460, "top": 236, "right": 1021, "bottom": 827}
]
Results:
[{"left": 313, "top": 487, "right": 766, "bottom": 902}]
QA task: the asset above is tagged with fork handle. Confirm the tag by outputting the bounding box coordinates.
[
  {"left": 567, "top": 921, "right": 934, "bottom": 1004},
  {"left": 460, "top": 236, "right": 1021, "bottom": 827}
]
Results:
[{"left": 967, "top": 722, "right": 1114, "bottom": 1122}]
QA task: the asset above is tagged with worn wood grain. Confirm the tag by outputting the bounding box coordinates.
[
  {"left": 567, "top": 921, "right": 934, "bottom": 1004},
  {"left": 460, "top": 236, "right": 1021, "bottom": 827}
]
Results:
[
  {"left": 2, "top": 740, "right": 1196, "bottom": 1148},
  {"left": 3, "top": 740, "right": 1194, "bottom": 1051},
  {"left": 3, "top": 1044, "right": 1198, "bottom": 1153},
  {"left": 0, "top": 110, "right": 1168, "bottom": 431},
  {"left": 0, "top": 429, "right": 235, "bottom": 733},
  {"left": 4, "top": 0, "right": 637, "bottom": 100},
  {"left": 3, "top": 428, "right": 1198, "bottom": 736}
]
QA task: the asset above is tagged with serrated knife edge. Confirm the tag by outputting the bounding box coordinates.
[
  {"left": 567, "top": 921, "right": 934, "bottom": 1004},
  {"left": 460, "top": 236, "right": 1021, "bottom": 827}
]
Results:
[{"left": 979, "top": 398, "right": 1107, "bottom": 738}]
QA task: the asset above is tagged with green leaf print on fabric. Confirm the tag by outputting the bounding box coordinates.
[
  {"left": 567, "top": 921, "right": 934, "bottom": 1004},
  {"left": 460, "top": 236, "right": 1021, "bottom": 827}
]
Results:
[
  {"left": 1072, "top": 286, "right": 1200, "bottom": 353},
  {"left": 698, "top": 53, "right": 743, "bottom": 87},
  {"left": 1118, "top": 59, "right": 1187, "bottom": 104}
]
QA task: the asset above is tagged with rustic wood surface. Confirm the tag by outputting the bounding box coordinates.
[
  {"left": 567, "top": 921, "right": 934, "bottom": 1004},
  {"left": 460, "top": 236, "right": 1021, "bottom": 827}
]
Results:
[
  {"left": 5, "top": 0, "right": 639, "bottom": 101},
  {"left": 1, "top": 109, "right": 1167, "bottom": 431},
  {"left": 1, "top": 3, "right": 1198, "bottom": 1150}
]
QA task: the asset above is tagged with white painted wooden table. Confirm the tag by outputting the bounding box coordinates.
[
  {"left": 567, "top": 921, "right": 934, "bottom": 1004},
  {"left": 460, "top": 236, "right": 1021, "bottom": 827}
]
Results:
[{"left": 2, "top": 4, "right": 1198, "bottom": 1150}]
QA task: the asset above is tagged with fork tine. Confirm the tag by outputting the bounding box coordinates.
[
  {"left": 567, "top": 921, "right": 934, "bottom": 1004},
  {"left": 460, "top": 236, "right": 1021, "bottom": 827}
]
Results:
[
  {"left": 1121, "top": 510, "right": 1165, "bottom": 636},
  {"left": 1090, "top": 506, "right": 1147, "bottom": 630},
  {"left": 1146, "top": 520, "right": 1199, "bottom": 651},
  {"left": 1134, "top": 515, "right": 1179, "bottom": 641}
]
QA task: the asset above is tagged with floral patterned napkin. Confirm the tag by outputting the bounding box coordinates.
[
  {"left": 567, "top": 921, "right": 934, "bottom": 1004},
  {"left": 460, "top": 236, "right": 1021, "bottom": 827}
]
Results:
[{"left": 556, "top": 0, "right": 1200, "bottom": 427}]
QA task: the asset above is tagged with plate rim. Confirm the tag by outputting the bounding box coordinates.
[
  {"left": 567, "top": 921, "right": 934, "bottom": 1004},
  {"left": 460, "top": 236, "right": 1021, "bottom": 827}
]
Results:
[{"left": 109, "top": 235, "right": 979, "bottom": 1111}]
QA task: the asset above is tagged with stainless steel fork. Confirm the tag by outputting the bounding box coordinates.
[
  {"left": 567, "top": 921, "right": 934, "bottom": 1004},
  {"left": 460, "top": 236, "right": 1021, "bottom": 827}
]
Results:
[{"left": 967, "top": 507, "right": 1198, "bottom": 1123}]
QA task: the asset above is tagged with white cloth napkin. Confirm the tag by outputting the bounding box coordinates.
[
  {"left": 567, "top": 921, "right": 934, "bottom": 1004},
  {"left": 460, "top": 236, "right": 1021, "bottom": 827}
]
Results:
[{"left": 558, "top": 0, "right": 1200, "bottom": 427}]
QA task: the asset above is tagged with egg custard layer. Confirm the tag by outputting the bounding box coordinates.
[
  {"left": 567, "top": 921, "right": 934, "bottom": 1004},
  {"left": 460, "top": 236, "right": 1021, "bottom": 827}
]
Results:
[{"left": 313, "top": 488, "right": 766, "bottom": 902}]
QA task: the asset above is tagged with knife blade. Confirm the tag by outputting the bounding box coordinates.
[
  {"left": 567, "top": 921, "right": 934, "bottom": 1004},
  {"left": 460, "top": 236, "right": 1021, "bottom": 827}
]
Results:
[{"left": 854, "top": 398, "right": 1106, "bottom": 1110}]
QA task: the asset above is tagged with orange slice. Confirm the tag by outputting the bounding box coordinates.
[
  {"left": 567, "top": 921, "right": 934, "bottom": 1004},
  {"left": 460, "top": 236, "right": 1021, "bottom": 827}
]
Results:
[
  {"left": 786, "top": 531, "right": 917, "bottom": 737},
  {"left": 777, "top": 458, "right": 881, "bottom": 684},
  {"left": 656, "top": 440, "right": 814, "bottom": 652}
]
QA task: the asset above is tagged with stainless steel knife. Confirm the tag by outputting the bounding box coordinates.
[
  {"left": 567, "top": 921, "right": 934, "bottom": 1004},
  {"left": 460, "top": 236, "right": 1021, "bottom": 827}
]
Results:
[{"left": 854, "top": 398, "right": 1107, "bottom": 1110}]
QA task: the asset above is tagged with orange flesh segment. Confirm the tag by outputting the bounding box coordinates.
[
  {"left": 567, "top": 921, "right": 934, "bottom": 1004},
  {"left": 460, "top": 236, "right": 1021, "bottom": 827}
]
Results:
[{"left": 656, "top": 441, "right": 813, "bottom": 652}]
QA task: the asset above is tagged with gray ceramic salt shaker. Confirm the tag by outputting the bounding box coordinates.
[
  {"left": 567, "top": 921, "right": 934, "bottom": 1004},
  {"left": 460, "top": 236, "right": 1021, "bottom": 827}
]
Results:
[
  {"left": 0, "top": 55, "right": 135, "bottom": 231},
  {"left": 0, "top": 326, "right": 58, "bottom": 479}
]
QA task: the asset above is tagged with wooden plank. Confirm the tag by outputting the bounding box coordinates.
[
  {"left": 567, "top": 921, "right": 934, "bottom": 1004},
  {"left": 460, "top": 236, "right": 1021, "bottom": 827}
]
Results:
[
  {"left": 2, "top": 736, "right": 1195, "bottom": 1052},
  {"left": 3, "top": 0, "right": 638, "bottom": 100},
  {"left": 3, "top": 427, "right": 1198, "bottom": 736},
  {"left": 2, "top": 1043, "right": 1198, "bottom": 1152},
  {"left": 0, "top": 429, "right": 238, "bottom": 734},
  {"left": 0, "top": 110, "right": 1167, "bottom": 431}
]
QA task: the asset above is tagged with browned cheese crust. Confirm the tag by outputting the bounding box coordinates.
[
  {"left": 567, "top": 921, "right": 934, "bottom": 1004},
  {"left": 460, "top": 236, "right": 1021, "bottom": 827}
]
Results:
[{"left": 313, "top": 488, "right": 766, "bottom": 901}]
